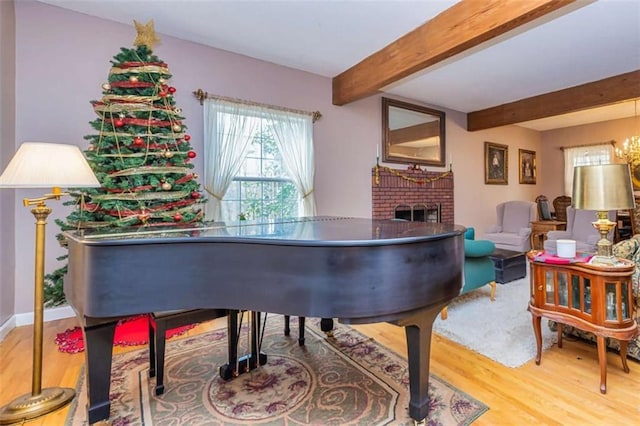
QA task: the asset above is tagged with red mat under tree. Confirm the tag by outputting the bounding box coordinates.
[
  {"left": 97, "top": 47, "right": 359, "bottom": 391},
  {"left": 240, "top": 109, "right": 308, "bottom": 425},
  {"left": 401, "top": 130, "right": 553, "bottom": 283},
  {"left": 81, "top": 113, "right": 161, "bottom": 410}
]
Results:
[{"left": 55, "top": 314, "right": 195, "bottom": 354}]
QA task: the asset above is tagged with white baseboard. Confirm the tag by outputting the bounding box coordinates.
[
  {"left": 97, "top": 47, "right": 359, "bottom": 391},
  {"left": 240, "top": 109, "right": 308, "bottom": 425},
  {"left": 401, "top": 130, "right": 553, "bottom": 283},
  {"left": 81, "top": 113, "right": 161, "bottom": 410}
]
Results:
[
  {"left": 0, "top": 306, "right": 76, "bottom": 342},
  {"left": 0, "top": 316, "right": 16, "bottom": 342}
]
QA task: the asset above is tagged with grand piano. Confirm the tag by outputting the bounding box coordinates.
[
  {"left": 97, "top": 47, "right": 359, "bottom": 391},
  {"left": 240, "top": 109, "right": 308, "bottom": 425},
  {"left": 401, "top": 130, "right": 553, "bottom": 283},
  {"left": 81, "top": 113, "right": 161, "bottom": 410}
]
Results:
[{"left": 63, "top": 216, "right": 465, "bottom": 424}]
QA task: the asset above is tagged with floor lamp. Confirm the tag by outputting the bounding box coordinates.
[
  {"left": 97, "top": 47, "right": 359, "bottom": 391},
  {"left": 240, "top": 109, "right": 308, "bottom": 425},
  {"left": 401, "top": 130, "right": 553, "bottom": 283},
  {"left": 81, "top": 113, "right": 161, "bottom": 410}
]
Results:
[{"left": 0, "top": 142, "right": 100, "bottom": 424}]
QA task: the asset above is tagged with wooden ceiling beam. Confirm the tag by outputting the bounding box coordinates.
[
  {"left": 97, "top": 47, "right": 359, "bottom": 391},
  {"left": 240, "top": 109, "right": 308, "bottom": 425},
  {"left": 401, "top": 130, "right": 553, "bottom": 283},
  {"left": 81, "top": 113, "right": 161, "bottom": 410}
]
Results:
[
  {"left": 467, "top": 70, "right": 640, "bottom": 131},
  {"left": 332, "top": 0, "right": 577, "bottom": 106}
]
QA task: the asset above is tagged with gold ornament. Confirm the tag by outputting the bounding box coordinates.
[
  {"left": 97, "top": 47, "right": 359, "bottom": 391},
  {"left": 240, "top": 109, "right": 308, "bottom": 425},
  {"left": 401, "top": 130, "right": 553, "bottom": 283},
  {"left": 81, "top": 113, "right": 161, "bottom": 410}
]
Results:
[
  {"left": 161, "top": 182, "right": 172, "bottom": 191},
  {"left": 158, "top": 78, "right": 167, "bottom": 84},
  {"left": 172, "top": 124, "right": 182, "bottom": 132},
  {"left": 164, "top": 150, "right": 174, "bottom": 158},
  {"left": 129, "top": 76, "right": 139, "bottom": 82},
  {"left": 133, "top": 19, "right": 160, "bottom": 49},
  {"left": 174, "top": 107, "right": 182, "bottom": 114},
  {"left": 101, "top": 83, "right": 111, "bottom": 91}
]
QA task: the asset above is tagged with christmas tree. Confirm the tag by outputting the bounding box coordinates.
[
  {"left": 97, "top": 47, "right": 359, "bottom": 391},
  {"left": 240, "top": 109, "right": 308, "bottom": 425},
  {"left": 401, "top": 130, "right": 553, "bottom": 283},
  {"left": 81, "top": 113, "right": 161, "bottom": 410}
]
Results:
[{"left": 45, "top": 20, "right": 205, "bottom": 306}]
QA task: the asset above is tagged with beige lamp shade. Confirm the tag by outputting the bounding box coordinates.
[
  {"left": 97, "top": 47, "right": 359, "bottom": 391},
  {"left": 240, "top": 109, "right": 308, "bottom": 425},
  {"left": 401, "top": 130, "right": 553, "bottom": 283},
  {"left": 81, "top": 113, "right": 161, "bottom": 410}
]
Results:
[
  {"left": 0, "top": 142, "right": 100, "bottom": 188},
  {"left": 572, "top": 164, "right": 635, "bottom": 210}
]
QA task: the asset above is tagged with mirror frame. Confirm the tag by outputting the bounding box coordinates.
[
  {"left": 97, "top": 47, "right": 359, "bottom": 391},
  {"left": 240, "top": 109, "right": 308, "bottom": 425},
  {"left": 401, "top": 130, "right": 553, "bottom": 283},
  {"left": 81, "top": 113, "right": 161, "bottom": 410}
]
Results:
[{"left": 382, "top": 97, "right": 446, "bottom": 167}]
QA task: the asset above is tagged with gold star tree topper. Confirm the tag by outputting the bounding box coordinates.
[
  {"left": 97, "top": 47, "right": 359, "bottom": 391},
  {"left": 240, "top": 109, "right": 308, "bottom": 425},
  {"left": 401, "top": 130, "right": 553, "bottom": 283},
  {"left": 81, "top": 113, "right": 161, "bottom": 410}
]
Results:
[{"left": 133, "top": 19, "right": 160, "bottom": 49}]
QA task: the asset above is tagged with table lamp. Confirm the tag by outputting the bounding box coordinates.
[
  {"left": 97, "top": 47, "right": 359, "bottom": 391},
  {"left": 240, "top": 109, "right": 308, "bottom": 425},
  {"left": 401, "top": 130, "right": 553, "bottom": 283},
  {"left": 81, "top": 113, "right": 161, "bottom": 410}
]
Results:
[
  {"left": 572, "top": 163, "right": 635, "bottom": 265},
  {"left": 0, "top": 142, "right": 100, "bottom": 424}
]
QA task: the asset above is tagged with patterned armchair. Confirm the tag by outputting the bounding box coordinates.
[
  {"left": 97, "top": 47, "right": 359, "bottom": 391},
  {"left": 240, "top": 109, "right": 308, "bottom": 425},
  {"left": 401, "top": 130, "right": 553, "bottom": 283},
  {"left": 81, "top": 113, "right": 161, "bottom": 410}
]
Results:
[{"left": 549, "top": 236, "right": 640, "bottom": 361}]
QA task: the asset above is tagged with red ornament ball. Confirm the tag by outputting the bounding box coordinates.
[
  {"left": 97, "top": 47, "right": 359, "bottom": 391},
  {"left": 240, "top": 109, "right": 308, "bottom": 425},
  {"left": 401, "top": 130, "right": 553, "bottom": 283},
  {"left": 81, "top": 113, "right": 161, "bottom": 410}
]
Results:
[
  {"left": 168, "top": 86, "right": 176, "bottom": 94},
  {"left": 191, "top": 191, "right": 200, "bottom": 199},
  {"left": 114, "top": 119, "right": 125, "bottom": 127},
  {"left": 173, "top": 213, "right": 183, "bottom": 222},
  {"left": 133, "top": 136, "right": 144, "bottom": 147},
  {"left": 159, "top": 91, "right": 168, "bottom": 98},
  {"left": 187, "top": 151, "right": 197, "bottom": 159},
  {"left": 184, "top": 134, "right": 191, "bottom": 141}
]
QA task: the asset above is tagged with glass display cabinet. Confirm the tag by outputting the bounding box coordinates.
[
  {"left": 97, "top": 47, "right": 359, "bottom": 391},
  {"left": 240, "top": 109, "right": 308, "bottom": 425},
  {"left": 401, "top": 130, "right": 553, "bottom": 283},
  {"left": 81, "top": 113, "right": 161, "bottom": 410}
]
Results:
[{"left": 527, "top": 253, "right": 637, "bottom": 393}]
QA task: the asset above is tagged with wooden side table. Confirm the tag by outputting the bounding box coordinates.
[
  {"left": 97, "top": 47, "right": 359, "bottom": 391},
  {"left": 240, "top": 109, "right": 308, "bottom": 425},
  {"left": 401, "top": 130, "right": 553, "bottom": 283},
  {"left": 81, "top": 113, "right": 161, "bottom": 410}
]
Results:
[
  {"left": 527, "top": 253, "right": 637, "bottom": 393},
  {"left": 530, "top": 220, "right": 566, "bottom": 250}
]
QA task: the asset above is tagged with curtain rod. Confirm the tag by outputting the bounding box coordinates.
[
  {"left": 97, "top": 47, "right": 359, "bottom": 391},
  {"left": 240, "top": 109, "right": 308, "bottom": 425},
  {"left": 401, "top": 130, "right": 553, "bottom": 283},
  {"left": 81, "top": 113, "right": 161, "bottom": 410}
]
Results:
[
  {"left": 559, "top": 140, "right": 615, "bottom": 150},
  {"left": 192, "top": 88, "right": 322, "bottom": 122}
]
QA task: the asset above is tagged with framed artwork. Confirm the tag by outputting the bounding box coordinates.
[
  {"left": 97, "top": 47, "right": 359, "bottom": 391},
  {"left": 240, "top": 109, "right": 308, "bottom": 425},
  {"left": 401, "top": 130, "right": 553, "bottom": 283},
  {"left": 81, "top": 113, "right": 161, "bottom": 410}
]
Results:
[
  {"left": 519, "top": 149, "right": 536, "bottom": 184},
  {"left": 484, "top": 142, "right": 508, "bottom": 185}
]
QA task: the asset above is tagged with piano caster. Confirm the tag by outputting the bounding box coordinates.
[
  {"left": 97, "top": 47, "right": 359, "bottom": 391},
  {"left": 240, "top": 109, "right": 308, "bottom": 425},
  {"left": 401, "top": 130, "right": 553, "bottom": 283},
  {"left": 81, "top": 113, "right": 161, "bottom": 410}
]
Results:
[
  {"left": 154, "top": 384, "right": 165, "bottom": 396},
  {"left": 219, "top": 352, "right": 268, "bottom": 380},
  {"left": 320, "top": 318, "right": 334, "bottom": 338},
  {"left": 413, "top": 419, "right": 426, "bottom": 426}
]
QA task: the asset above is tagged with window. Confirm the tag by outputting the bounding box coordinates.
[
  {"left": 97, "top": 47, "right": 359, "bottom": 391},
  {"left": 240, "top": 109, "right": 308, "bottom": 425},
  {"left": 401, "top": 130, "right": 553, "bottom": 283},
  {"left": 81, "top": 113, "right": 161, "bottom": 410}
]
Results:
[
  {"left": 202, "top": 98, "right": 316, "bottom": 223},
  {"left": 222, "top": 124, "right": 299, "bottom": 222},
  {"left": 563, "top": 143, "right": 613, "bottom": 196}
]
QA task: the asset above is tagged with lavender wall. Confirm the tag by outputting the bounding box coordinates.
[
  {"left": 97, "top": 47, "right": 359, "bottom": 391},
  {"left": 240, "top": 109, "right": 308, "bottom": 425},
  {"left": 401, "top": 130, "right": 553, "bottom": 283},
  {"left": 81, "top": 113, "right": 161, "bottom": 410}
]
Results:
[{"left": 0, "top": 0, "right": 16, "bottom": 326}]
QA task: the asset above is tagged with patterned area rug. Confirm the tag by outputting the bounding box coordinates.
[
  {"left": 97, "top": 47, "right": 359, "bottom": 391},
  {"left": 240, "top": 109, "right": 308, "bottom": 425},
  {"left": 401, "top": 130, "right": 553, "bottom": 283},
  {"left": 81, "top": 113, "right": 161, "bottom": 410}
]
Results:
[{"left": 67, "top": 316, "right": 488, "bottom": 425}]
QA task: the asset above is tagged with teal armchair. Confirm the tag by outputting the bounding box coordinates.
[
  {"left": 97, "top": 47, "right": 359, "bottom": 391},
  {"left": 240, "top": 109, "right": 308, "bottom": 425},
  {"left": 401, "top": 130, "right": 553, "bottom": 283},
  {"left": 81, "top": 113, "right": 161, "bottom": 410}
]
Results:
[{"left": 442, "top": 228, "right": 497, "bottom": 319}]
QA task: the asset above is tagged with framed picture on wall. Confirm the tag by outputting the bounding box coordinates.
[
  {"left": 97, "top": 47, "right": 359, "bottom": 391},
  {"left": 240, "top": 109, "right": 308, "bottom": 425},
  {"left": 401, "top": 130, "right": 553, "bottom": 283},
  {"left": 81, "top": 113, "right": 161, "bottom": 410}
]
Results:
[
  {"left": 519, "top": 149, "right": 536, "bottom": 184},
  {"left": 484, "top": 142, "right": 508, "bottom": 185}
]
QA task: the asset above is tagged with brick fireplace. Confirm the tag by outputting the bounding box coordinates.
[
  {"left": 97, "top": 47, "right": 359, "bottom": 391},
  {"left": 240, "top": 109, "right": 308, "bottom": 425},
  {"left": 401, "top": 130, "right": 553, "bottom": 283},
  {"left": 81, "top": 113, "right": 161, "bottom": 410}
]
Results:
[{"left": 371, "top": 167, "right": 454, "bottom": 224}]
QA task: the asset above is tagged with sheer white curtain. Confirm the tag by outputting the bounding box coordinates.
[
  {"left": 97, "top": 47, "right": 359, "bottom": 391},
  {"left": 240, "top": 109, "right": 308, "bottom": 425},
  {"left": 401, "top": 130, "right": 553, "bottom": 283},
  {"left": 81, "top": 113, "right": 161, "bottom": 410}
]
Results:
[
  {"left": 203, "top": 99, "right": 258, "bottom": 221},
  {"left": 563, "top": 143, "right": 613, "bottom": 196},
  {"left": 262, "top": 108, "right": 316, "bottom": 216}
]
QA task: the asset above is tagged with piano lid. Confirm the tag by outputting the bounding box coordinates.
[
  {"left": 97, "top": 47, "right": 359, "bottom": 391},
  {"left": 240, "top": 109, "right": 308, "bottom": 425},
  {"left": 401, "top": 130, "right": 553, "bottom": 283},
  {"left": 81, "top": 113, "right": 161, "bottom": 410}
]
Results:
[{"left": 63, "top": 216, "right": 464, "bottom": 247}]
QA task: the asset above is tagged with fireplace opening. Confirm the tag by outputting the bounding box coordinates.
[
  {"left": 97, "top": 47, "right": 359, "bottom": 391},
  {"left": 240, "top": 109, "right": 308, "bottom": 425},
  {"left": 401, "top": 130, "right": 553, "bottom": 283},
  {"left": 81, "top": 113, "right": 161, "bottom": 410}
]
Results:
[{"left": 394, "top": 203, "right": 441, "bottom": 223}]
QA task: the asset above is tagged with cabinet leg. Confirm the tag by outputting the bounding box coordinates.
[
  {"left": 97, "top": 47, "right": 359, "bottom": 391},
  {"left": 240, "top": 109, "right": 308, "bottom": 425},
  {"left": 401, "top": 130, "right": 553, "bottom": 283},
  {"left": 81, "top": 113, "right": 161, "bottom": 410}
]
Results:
[
  {"left": 619, "top": 340, "right": 630, "bottom": 374},
  {"left": 596, "top": 335, "right": 607, "bottom": 394},
  {"left": 531, "top": 313, "right": 542, "bottom": 365}
]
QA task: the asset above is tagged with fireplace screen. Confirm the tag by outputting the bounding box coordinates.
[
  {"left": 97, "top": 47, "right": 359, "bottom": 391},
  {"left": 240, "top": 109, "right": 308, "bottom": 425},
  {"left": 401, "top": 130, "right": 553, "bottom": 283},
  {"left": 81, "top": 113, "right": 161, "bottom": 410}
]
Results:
[{"left": 394, "top": 203, "right": 441, "bottom": 223}]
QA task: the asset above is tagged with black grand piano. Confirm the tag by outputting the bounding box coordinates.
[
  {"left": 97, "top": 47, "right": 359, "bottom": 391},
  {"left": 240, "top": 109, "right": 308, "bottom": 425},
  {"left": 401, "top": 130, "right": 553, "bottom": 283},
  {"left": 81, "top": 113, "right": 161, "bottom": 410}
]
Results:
[{"left": 63, "top": 216, "right": 465, "bottom": 424}]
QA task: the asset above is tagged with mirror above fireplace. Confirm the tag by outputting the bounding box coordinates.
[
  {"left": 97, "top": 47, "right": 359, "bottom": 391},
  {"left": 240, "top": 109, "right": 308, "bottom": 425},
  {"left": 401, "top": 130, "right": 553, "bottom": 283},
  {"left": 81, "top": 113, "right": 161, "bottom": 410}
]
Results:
[{"left": 382, "top": 97, "right": 446, "bottom": 167}]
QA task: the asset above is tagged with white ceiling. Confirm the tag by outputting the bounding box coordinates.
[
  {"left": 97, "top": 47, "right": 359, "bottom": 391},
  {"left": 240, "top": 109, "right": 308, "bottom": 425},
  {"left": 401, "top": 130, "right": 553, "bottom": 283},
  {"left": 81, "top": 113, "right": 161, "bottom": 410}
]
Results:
[{"left": 37, "top": 0, "right": 640, "bottom": 131}]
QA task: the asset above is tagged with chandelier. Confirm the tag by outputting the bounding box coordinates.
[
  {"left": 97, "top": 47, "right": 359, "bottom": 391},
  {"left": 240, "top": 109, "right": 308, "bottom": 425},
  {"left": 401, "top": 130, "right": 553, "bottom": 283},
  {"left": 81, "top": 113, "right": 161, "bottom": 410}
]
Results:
[{"left": 615, "top": 99, "right": 640, "bottom": 163}]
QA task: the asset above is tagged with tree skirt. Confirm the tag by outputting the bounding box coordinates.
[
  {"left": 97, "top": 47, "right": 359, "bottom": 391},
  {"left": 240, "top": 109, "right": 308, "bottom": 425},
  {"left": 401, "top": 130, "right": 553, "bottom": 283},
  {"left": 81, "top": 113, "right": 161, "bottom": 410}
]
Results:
[{"left": 55, "top": 314, "right": 196, "bottom": 353}]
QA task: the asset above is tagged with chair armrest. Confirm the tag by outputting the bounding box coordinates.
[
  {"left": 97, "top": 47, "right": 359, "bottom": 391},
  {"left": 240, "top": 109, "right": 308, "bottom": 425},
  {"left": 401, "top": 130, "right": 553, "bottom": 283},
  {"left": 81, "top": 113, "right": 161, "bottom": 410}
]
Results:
[
  {"left": 519, "top": 227, "right": 532, "bottom": 237},
  {"left": 613, "top": 237, "right": 640, "bottom": 260},
  {"left": 465, "top": 239, "right": 496, "bottom": 258},
  {"left": 464, "top": 227, "right": 475, "bottom": 240},
  {"left": 546, "top": 230, "right": 571, "bottom": 240},
  {"left": 485, "top": 225, "right": 502, "bottom": 233}
]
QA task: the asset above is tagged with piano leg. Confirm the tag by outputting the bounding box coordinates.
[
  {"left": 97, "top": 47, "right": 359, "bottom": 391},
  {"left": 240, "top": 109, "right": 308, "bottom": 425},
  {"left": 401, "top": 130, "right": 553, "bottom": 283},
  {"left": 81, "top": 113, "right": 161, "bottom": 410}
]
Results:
[
  {"left": 393, "top": 304, "right": 443, "bottom": 424},
  {"left": 83, "top": 321, "right": 117, "bottom": 424}
]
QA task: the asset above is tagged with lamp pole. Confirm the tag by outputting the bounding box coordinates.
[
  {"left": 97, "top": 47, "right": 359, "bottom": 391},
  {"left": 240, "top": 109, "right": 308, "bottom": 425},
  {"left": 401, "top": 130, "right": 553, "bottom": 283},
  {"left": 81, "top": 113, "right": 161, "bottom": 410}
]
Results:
[{"left": 0, "top": 195, "right": 75, "bottom": 424}]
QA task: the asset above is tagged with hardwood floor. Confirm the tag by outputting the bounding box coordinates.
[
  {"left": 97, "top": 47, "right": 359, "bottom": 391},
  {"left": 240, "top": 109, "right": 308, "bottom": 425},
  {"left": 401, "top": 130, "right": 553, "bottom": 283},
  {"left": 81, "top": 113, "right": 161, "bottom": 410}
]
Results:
[{"left": 1, "top": 316, "right": 638, "bottom": 425}]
